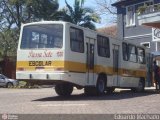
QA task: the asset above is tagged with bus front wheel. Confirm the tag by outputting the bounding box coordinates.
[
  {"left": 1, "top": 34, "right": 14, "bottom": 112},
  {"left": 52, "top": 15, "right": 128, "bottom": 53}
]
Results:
[
  {"left": 96, "top": 76, "right": 106, "bottom": 95},
  {"left": 131, "top": 78, "right": 145, "bottom": 92},
  {"left": 55, "top": 83, "right": 73, "bottom": 96}
]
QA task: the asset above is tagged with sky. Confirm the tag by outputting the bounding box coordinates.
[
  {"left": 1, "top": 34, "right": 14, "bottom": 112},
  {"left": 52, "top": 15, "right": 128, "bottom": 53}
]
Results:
[
  {"left": 58, "top": 0, "right": 113, "bottom": 28},
  {"left": 59, "top": 0, "right": 96, "bottom": 8}
]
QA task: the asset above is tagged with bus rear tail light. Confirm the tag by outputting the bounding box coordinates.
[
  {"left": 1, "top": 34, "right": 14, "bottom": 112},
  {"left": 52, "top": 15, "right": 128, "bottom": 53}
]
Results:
[
  {"left": 17, "top": 68, "right": 25, "bottom": 71},
  {"left": 54, "top": 67, "right": 64, "bottom": 71}
]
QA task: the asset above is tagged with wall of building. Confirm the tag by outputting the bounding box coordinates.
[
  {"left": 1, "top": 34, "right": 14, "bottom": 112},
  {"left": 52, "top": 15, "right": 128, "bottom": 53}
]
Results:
[{"left": 115, "top": 0, "right": 158, "bottom": 52}]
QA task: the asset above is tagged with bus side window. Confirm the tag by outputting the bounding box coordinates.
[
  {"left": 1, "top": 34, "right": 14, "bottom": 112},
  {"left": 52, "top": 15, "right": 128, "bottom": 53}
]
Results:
[
  {"left": 70, "top": 27, "right": 84, "bottom": 53},
  {"left": 122, "top": 42, "right": 128, "bottom": 61},
  {"left": 128, "top": 44, "right": 137, "bottom": 63},
  {"left": 97, "top": 35, "right": 110, "bottom": 58},
  {"left": 21, "top": 29, "right": 30, "bottom": 49},
  {"left": 137, "top": 47, "right": 145, "bottom": 64}
]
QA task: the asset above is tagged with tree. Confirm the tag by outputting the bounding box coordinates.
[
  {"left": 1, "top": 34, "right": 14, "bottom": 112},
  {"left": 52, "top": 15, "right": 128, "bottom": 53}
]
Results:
[
  {"left": 0, "top": 0, "right": 59, "bottom": 30},
  {"left": 0, "top": 0, "right": 60, "bottom": 58},
  {"left": 60, "top": 0, "right": 100, "bottom": 30},
  {"left": 26, "top": 0, "right": 59, "bottom": 21},
  {"left": 97, "top": 25, "right": 117, "bottom": 37},
  {"left": 94, "top": 0, "right": 117, "bottom": 23},
  {"left": 0, "top": 29, "right": 18, "bottom": 58}
]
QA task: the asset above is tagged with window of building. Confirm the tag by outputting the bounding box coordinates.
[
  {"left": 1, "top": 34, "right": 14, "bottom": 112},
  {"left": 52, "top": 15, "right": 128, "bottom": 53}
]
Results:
[
  {"left": 126, "top": 5, "right": 135, "bottom": 26},
  {"left": 122, "top": 42, "right": 128, "bottom": 61},
  {"left": 97, "top": 35, "right": 110, "bottom": 58},
  {"left": 140, "top": 42, "right": 150, "bottom": 48},
  {"left": 157, "top": 42, "right": 160, "bottom": 51},
  {"left": 128, "top": 44, "right": 137, "bottom": 63},
  {"left": 70, "top": 27, "right": 84, "bottom": 53},
  {"left": 137, "top": 47, "right": 145, "bottom": 64}
]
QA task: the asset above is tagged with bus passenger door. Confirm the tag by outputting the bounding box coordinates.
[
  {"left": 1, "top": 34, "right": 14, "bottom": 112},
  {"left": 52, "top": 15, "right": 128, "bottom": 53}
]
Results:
[
  {"left": 146, "top": 53, "right": 154, "bottom": 87},
  {"left": 112, "top": 45, "right": 120, "bottom": 86},
  {"left": 86, "top": 37, "right": 95, "bottom": 85}
]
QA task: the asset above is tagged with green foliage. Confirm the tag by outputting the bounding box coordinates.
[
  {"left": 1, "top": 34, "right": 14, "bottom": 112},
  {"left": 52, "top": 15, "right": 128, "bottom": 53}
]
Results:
[
  {"left": 137, "top": 5, "right": 147, "bottom": 15},
  {"left": 60, "top": 0, "right": 100, "bottom": 30},
  {"left": 0, "top": 29, "right": 18, "bottom": 57},
  {"left": 0, "top": 0, "right": 59, "bottom": 30},
  {"left": 26, "top": 0, "right": 59, "bottom": 20},
  {"left": 0, "top": 0, "right": 60, "bottom": 59},
  {"left": 137, "top": 4, "right": 160, "bottom": 15},
  {"left": 0, "top": 0, "right": 100, "bottom": 60}
]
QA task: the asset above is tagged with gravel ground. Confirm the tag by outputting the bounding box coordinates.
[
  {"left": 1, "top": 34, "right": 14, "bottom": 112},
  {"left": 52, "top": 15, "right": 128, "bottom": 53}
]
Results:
[{"left": 0, "top": 87, "right": 159, "bottom": 114}]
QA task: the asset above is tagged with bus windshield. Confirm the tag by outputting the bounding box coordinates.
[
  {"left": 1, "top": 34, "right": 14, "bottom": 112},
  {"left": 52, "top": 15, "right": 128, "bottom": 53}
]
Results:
[{"left": 20, "top": 24, "right": 63, "bottom": 49}]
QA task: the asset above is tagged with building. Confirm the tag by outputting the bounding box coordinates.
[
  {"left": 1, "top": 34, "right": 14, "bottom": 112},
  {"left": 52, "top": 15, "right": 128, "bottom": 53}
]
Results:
[{"left": 112, "top": 0, "right": 160, "bottom": 53}]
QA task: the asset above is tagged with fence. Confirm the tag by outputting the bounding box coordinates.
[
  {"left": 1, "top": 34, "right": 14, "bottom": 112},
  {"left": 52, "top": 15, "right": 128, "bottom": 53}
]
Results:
[{"left": 0, "top": 56, "right": 16, "bottom": 79}]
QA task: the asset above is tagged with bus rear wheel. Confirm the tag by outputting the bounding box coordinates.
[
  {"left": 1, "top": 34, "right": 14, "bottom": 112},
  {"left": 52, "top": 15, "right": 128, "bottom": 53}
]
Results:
[
  {"left": 55, "top": 83, "right": 73, "bottom": 96},
  {"left": 84, "top": 76, "right": 106, "bottom": 96},
  {"left": 131, "top": 78, "right": 145, "bottom": 92},
  {"left": 96, "top": 76, "right": 106, "bottom": 95}
]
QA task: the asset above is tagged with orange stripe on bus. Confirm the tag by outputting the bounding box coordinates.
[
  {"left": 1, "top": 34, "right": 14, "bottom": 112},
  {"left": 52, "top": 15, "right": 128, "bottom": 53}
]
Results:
[{"left": 16, "top": 61, "right": 146, "bottom": 78}]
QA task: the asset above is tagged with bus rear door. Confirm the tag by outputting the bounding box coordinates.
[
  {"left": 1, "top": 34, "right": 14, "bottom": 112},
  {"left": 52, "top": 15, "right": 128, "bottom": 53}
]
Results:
[
  {"left": 112, "top": 44, "right": 120, "bottom": 87},
  {"left": 86, "top": 37, "right": 95, "bottom": 85}
]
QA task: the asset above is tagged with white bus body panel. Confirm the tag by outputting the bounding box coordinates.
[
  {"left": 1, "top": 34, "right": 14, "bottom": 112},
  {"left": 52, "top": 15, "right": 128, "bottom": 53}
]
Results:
[{"left": 16, "top": 21, "right": 149, "bottom": 88}]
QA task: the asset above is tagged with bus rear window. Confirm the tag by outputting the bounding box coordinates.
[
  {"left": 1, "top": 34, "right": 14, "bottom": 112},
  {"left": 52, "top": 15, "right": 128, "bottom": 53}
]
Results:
[{"left": 20, "top": 24, "right": 63, "bottom": 49}]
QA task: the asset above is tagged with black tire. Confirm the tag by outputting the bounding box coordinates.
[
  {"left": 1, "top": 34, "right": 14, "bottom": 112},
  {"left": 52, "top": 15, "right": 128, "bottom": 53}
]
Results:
[
  {"left": 84, "top": 76, "right": 106, "bottom": 96},
  {"left": 6, "top": 82, "right": 13, "bottom": 88},
  {"left": 131, "top": 78, "right": 145, "bottom": 92},
  {"left": 55, "top": 83, "right": 73, "bottom": 96},
  {"left": 96, "top": 76, "right": 106, "bottom": 95}
]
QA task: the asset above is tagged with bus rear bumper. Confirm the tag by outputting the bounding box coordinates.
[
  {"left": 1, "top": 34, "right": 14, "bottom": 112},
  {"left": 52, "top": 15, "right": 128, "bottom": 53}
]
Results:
[
  {"left": 16, "top": 71, "right": 68, "bottom": 81},
  {"left": 16, "top": 71, "right": 86, "bottom": 86}
]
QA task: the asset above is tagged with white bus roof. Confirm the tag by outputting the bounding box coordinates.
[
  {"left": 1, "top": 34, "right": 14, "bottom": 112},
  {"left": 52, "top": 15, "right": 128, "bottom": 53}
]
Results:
[
  {"left": 21, "top": 21, "right": 69, "bottom": 26},
  {"left": 21, "top": 21, "right": 147, "bottom": 50}
]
